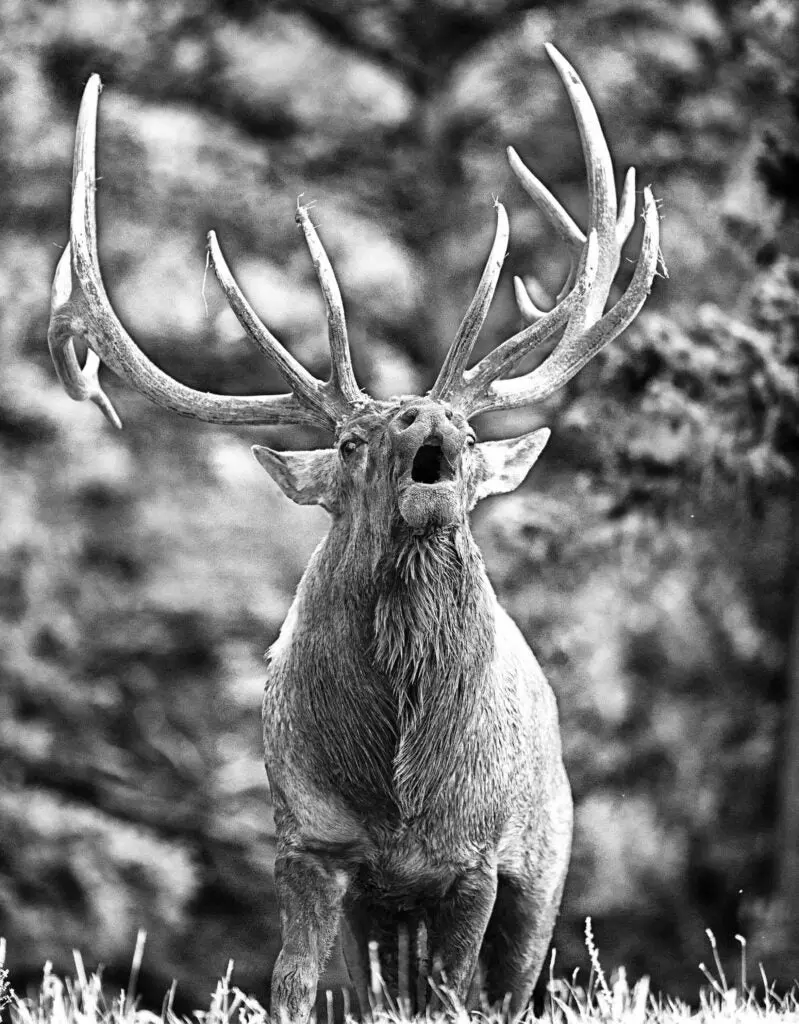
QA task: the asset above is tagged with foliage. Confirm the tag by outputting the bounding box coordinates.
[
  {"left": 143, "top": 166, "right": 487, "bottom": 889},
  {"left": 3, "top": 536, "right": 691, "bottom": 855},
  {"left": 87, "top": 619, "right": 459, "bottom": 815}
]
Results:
[{"left": 564, "top": 256, "right": 799, "bottom": 492}]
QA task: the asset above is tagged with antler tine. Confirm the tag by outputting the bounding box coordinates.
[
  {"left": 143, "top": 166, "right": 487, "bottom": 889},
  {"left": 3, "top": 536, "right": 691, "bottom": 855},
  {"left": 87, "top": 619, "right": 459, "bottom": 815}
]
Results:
[
  {"left": 47, "top": 78, "right": 122, "bottom": 428},
  {"left": 513, "top": 276, "right": 550, "bottom": 322},
  {"left": 464, "top": 230, "right": 599, "bottom": 400},
  {"left": 295, "top": 204, "right": 362, "bottom": 406},
  {"left": 507, "top": 144, "right": 584, "bottom": 257},
  {"left": 429, "top": 202, "right": 509, "bottom": 401},
  {"left": 206, "top": 231, "right": 351, "bottom": 423},
  {"left": 439, "top": 45, "right": 659, "bottom": 418},
  {"left": 49, "top": 241, "right": 122, "bottom": 427},
  {"left": 47, "top": 75, "right": 351, "bottom": 431},
  {"left": 507, "top": 147, "right": 585, "bottom": 306},
  {"left": 546, "top": 43, "right": 618, "bottom": 330},
  {"left": 508, "top": 51, "right": 638, "bottom": 322},
  {"left": 509, "top": 154, "right": 634, "bottom": 314},
  {"left": 471, "top": 189, "right": 659, "bottom": 414}
]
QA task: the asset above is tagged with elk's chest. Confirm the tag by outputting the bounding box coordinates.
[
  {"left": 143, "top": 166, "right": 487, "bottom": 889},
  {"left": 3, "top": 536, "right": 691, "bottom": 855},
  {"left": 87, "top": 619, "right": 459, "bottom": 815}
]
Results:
[
  {"left": 263, "top": 542, "right": 519, "bottom": 869},
  {"left": 265, "top": 746, "right": 493, "bottom": 889}
]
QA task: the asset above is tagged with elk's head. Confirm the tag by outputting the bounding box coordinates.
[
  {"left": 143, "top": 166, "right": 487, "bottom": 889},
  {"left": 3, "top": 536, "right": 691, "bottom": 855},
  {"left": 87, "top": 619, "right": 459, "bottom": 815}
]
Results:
[
  {"left": 47, "top": 45, "right": 661, "bottom": 536},
  {"left": 251, "top": 395, "right": 551, "bottom": 532}
]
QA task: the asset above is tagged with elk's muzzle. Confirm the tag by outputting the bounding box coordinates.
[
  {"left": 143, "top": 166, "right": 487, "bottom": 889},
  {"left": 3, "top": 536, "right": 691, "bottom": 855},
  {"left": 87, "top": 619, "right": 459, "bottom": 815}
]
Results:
[{"left": 390, "top": 401, "right": 468, "bottom": 530}]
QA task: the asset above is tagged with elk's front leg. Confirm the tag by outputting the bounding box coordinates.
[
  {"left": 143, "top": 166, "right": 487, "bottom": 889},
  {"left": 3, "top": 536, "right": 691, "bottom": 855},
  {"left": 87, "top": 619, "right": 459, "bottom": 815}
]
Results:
[
  {"left": 271, "top": 851, "right": 349, "bottom": 1024},
  {"left": 430, "top": 862, "right": 498, "bottom": 1003}
]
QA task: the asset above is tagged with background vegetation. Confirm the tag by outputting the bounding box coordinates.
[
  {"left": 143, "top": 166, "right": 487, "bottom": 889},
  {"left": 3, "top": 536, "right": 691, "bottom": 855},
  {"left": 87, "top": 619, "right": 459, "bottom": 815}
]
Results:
[{"left": 1, "top": 0, "right": 798, "bottom": 1011}]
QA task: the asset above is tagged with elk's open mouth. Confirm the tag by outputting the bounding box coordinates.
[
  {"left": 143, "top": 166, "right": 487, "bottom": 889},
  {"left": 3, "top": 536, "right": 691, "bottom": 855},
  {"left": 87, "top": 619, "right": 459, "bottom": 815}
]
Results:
[
  {"left": 399, "top": 439, "right": 459, "bottom": 529},
  {"left": 410, "top": 441, "right": 455, "bottom": 485}
]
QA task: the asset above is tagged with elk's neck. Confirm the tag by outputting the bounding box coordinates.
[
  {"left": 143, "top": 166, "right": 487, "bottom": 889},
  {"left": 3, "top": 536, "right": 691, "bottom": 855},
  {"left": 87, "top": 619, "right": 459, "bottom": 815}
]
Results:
[
  {"left": 300, "top": 518, "right": 497, "bottom": 817},
  {"left": 312, "top": 516, "right": 496, "bottom": 653},
  {"left": 370, "top": 525, "right": 494, "bottom": 702}
]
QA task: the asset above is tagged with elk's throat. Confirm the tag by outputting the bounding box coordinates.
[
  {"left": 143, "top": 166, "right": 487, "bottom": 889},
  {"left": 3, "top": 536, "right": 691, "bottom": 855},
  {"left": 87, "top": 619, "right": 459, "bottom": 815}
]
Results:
[{"left": 372, "top": 528, "right": 494, "bottom": 818}]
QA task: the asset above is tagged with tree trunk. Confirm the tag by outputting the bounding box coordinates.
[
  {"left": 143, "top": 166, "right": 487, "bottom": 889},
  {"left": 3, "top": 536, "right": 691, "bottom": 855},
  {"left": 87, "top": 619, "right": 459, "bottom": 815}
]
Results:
[
  {"left": 774, "top": 489, "right": 799, "bottom": 952},
  {"left": 759, "top": 486, "right": 799, "bottom": 980}
]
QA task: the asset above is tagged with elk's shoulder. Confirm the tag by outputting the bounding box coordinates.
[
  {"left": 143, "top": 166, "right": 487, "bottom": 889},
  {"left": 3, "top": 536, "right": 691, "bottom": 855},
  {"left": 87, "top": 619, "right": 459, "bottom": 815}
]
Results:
[{"left": 493, "top": 604, "right": 550, "bottom": 689}]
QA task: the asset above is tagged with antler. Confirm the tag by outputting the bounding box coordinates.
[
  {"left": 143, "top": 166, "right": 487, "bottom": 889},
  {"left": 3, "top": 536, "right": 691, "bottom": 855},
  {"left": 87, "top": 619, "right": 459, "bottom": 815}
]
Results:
[
  {"left": 430, "top": 44, "right": 661, "bottom": 417},
  {"left": 47, "top": 75, "right": 364, "bottom": 431}
]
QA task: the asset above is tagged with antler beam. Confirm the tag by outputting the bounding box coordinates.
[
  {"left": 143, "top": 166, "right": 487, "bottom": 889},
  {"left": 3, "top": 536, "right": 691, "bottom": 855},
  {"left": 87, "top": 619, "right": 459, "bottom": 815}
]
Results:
[
  {"left": 47, "top": 75, "right": 363, "bottom": 430},
  {"left": 432, "top": 43, "right": 661, "bottom": 417}
]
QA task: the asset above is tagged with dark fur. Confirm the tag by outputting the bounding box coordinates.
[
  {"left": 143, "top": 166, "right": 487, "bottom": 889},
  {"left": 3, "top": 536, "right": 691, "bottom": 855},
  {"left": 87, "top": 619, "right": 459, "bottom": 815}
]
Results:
[
  {"left": 263, "top": 400, "right": 573, "bottom": 1023},
  {"left": 373, "top": 528, "right": 492, "bottom": 818}
]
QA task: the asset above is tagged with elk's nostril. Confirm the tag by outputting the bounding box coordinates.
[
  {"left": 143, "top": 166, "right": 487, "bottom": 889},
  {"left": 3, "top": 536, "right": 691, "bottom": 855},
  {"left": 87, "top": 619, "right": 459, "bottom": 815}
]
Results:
[{"left": 411, "top": 443, "right": 445, "bottom": 484}]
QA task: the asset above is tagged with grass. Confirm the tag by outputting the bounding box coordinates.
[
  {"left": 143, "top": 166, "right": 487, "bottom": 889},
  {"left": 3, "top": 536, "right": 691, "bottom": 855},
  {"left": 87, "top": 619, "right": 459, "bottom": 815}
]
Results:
[{"left": 1, "top": 925, "right": 797, "bottom": 1024}]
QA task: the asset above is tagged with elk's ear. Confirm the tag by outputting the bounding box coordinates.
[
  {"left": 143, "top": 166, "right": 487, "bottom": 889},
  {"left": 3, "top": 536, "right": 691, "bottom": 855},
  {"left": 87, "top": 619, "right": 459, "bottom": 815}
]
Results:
[
  {"left": 472, "top": 427, "right": 551, "bottom": 503},
  {"left": 252, "top": 446, "right": 338, "bottom": 511}
]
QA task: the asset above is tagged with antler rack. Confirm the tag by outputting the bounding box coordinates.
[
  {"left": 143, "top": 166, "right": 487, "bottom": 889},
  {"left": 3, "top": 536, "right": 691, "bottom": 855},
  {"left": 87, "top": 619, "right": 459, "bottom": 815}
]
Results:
[
  {"left": 47, "top": 76, "right": 365, "bottom": 430},
  {"left": 430, "top": 43, "right": 660, "bottom": 417},
  {"left": 47, "top": 45, "right": 660, "bottom": 432}
]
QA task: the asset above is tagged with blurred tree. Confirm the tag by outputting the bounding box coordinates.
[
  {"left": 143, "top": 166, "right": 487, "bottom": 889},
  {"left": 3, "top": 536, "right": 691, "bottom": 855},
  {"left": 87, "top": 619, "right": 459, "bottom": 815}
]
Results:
[{"left": 744, "top": 0, "right": 799, "bottom": 975}]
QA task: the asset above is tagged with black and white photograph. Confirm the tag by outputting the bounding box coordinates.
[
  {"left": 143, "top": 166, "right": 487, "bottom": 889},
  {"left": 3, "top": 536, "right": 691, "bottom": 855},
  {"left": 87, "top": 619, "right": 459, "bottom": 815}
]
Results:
[{"left": 0, "top": 1, "right": 797, "bottom": 1022}]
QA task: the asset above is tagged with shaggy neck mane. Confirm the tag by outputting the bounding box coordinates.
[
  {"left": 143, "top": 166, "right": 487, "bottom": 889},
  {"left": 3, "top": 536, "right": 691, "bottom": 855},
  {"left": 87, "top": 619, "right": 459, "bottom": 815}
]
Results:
[{"left": 371, "top": 525, "right": 495, "bottom": 818}]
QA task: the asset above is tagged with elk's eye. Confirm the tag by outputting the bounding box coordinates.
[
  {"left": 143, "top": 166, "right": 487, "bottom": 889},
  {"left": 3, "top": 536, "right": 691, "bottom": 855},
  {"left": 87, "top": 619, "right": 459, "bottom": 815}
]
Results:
[
  {"left": 340, "top": 438, "right": 360, "bottom": 457},
  {"left": 466, "top": 435, "right": 476, "bottom": 448}
]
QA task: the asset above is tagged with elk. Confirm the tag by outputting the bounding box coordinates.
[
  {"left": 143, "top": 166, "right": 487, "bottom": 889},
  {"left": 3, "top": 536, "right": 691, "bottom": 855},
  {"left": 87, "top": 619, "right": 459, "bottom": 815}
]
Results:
[{"left": 48, "top": 45, "right": 659, "bottom": 1023}]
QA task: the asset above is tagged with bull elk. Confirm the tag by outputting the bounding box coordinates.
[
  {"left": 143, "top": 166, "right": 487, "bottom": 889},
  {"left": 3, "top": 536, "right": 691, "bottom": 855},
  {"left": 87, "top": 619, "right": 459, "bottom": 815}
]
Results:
[{"left": 48, "top": 44, "right": 660, "bottom": 1023}]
